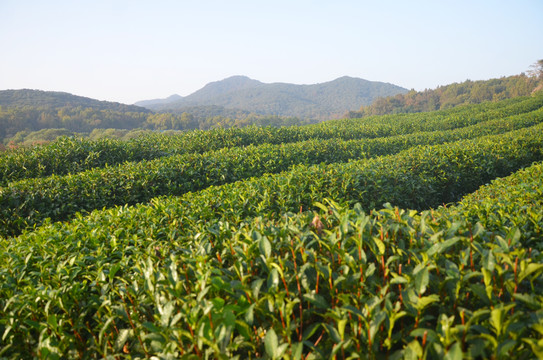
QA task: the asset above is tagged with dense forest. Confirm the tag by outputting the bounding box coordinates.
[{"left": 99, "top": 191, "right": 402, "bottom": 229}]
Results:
[{"left": 347, "top": 71, "right": 543, "bottom": 118}]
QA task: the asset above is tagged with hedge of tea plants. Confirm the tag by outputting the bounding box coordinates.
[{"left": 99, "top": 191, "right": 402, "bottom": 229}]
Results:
[
  {"left": 0, "top": 94, "right": 542, "bottom": 358},
  {"left": 1, "top": 107, "right": 542, "bottom": 238},
  {"left": 2, "top": 93, "right": 541, "bottom": 186},
  {"left": 0, "top": 159, "right": 542, "bottom": 358}
]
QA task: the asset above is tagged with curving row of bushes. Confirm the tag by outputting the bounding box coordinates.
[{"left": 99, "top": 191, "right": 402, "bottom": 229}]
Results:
[{"left": 1, "top": 159, "right": 541, "bottom": 358}]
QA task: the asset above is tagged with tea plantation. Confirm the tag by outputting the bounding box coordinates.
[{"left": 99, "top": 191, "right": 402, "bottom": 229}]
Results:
[{"left": 1, "top": 94, "right": 542, "bottom": 359}]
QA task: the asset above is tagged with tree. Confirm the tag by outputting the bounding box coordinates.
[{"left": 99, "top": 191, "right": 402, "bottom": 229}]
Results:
[{"left": 528, "top": 59, "right": 543, "bottom": 78}]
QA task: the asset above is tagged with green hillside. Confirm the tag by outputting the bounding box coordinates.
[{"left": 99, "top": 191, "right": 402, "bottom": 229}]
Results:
[
  {"left": 0, "top": 90, "right": 151, "bottom": 142},
  {"left": 1, "top": 92, "right": 543, "bottom": 358},
  {"left": 0, "top": 89, "right": 148, "bottom": 112},
  {"left": 348, "top": 73, "right": 543, "bottom": 117}
]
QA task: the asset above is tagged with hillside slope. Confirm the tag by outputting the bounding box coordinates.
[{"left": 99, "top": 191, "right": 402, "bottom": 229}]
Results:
[
  {"left": 0, "top": 89, "right": 152, "bottom": 141},
  {"left": 347, "top": 74, "right": 543, "bottom": 117},
  {"left": 0, "top": 89, "right": 149, "bottom": 113}
]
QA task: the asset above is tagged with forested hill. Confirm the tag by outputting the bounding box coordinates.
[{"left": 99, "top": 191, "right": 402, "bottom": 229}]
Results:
[
  {"left": 0, "top": 89, "right": 316, "bottom": 144},
  {"left": 347, "top": 74, "right": 543, "bottom": 118},
  {"left": 135, "top": 75, "right": 408, "bottom": 119},
  {"left": 0, "top": 89, "right": 154, "bottom": 142},
  {"left": 0, "top": 89, "right": 149, "bottom": 113}
]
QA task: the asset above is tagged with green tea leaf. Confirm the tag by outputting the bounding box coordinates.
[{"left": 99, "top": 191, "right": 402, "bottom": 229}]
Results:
[
  {"left": 324, "top": 323, "right": 341, "bottom": 343},
  {"left": 444, "top": 342, "right": 463, "bottom": 360},
  {"left": 264, "top": 328, "right": 279, "bottom": 359},
  {"left": 303, "top": 293, "right": 329, "bottom": 309},
  {"left": 259, "top": 236, "right": 272, "bottom": 259},
  {"left": 415, "top": 267, "right": 429, "bottom": 295},
  {"left": 115, "top": 329, "right": 131, "bottom": 351}
]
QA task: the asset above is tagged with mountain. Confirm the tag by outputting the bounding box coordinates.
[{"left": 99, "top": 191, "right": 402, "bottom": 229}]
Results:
[
  {"left": 134, "top": 94, "right": 183, "bottom": 108},
  {"left": 0, "top": 89, "right": 149, "bottom": 113},
  {"left": 134, "top": 76, "right": 263, "bottom": 108},
  {"left": 135, "top": 76, "right": 408, "bottom": 119},
  {"left": 184, "top": 75, "right": 264, "bottom": 103}
]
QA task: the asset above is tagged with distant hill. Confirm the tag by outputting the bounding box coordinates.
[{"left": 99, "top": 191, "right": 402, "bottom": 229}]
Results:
[
  {"left": 0, "top": 89, "right": 152, "bottom": 141},
  {"left": 0, "top": 89, "right": 149, "bottom": 113},
  {"left": 135, "top": 76, "right": 408, "bottom": 119},
  {"left": 0, "top": 89, "right": 317, "bottom": 144},
  {"left": 134, "top": 94, "right": 183, "bottom": 108},
  {"left": 185, "top": 76, "right": 264, "bottom": 103},
  {"left": 347, "top": 74, "right": 543, "bottom": 118}
]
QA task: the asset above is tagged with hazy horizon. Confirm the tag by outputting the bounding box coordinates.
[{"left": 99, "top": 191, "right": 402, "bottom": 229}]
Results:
[{"left": 1, "top": 0, "right": 542, "bottom": 104}]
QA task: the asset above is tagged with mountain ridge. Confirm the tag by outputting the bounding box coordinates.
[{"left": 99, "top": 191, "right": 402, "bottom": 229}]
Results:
[
  {"left": 135, "top": 75, "right": 408, "bottom": 119},
  {"left": 135, "top": 94, "right": 183, "bottom": 108}
]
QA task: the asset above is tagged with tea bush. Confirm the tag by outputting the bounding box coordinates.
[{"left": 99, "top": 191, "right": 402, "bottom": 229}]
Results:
[
  {"left": 1, "top": 108, "right": 542, "bottom": 238},
  {"left": 1, "top": 161, "right": 542, "bottom": 358}
]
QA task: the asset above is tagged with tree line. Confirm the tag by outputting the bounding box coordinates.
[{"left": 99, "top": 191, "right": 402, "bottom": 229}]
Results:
[
  {"left": 347, "top": 71, "right": 543, "bottom": 118},
  {"left": 0, "top": 105, "right": 316, "bottom": 147}
]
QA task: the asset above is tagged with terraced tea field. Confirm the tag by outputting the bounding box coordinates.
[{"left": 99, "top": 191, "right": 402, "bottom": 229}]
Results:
[{"left": 1, "top": 94, "right": 542, "bottom": 358}]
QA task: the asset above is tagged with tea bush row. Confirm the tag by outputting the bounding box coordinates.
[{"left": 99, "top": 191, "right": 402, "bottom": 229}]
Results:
[
  {"left": 2, "top": 94, "right": 541, "bottom": 185},
  {"left": 1, "top": 161, "right": 541, "bottom": 358},
  {"left": 2, "top": 110, "right": 542, "bottom": 238}
]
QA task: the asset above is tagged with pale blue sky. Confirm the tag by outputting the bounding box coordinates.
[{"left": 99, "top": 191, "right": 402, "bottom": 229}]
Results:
[{"left": 1, "top": 0, "right": 542, "bottom": 104}]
